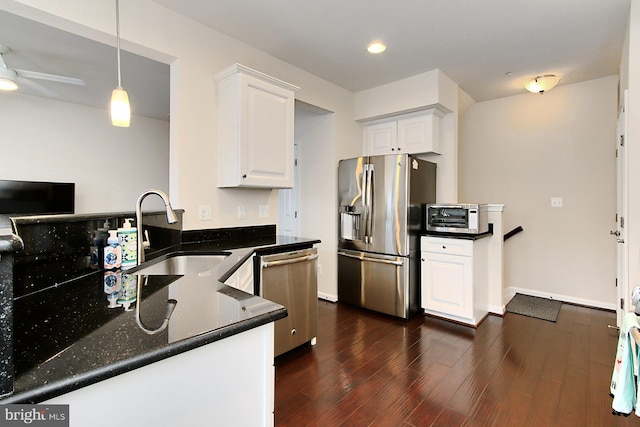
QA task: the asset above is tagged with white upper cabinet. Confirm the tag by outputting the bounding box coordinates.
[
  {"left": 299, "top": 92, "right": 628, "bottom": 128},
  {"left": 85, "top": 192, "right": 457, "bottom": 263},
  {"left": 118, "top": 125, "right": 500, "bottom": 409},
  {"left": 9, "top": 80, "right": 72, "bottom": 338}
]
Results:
[
  {"left": 364, "top": 121, "right": 398, "bottom": 155},
  {"left": 363, "top": 109, "right": 445, "bottom": 156},
  {"left": 216, "top": 64, "right": 299, "bottom": 188}
]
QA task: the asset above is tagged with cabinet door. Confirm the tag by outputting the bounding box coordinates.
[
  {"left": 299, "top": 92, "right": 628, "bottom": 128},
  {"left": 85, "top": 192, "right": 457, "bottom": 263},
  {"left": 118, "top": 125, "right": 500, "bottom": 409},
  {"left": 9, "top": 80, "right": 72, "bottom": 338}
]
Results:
[
  {"left": 364, "top": 121, "right": 397, "bottom": 155},
  {"left": 397, "top": 113, "right": 440, "bottom": 154},
  {"left": 239, "top": 74, "right": 295, "bottom": 188},
  {"left": 421, "top": 251, "right": 473, "bottom": 319}
]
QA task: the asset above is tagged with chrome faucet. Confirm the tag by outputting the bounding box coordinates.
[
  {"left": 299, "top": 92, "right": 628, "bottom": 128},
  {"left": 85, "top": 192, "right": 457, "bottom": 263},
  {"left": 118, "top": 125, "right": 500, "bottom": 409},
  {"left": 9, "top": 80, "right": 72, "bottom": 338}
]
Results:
[{"left": 135, "top": 189, "right": 178, "bottom": 265}]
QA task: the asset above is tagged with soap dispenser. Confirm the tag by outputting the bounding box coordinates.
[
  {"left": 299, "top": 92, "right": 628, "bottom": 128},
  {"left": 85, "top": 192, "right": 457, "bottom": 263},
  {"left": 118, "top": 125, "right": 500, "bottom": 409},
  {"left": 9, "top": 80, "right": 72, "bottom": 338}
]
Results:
[
  {"left": 104, "top": 230, "right": 122, "bottom": 270},
  {"left": 118, "top": 218, "right": 137, "bottom": 270}
]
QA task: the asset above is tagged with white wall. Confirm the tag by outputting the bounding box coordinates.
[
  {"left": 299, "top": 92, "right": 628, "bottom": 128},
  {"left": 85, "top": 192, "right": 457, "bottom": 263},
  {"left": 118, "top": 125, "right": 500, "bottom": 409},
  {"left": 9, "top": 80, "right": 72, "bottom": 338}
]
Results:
[
  {"left": 5, "top": 0, "right": 361, "bottom": 232},
  {"left": 4, "top": 0, "right": 361, "bottom": 303},
  {"left": 0, "top": 92, "right": 169, "bottom": 213},
  {"left": 459, "top": 75, "right": 618, "bottom": 308}
]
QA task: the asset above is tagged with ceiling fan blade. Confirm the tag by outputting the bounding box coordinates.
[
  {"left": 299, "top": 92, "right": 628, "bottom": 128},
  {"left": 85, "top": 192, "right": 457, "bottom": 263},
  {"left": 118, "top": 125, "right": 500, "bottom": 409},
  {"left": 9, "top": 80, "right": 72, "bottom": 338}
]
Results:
[
  {"left": 14, "top": 69, "right": 85, "bottom": 86},
  {"left": 15, "top": 76, "right": 58, "bottom": 98},
  {"left": 0, "top": 55, "right": 7, "bottom": 70}
]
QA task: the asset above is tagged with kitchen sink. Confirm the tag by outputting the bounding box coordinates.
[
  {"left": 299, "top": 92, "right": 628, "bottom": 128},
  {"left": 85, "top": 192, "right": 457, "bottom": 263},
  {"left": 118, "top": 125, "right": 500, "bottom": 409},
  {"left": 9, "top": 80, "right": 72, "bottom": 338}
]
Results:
[{"left": 132, "top": 253, "right": 230, "bottom": 276}]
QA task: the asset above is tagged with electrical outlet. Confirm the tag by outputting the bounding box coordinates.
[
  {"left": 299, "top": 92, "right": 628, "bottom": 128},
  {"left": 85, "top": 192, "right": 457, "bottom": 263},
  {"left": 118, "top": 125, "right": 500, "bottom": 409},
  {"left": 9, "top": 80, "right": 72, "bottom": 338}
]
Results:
[
  {"left": 259, "top": 205, "right": 269, "bottom": 218},
  {"left": 317, "top": 264, "right": 322, "bottom": 274},
  {"left": 238, "top": 205, "right": 246, "bottom": 219},
  {"left": 550, "top": 197, "right": 563, "bottom": 208},
  {"left": 198, "top": 205, "right": 212, "bottom": 220}
]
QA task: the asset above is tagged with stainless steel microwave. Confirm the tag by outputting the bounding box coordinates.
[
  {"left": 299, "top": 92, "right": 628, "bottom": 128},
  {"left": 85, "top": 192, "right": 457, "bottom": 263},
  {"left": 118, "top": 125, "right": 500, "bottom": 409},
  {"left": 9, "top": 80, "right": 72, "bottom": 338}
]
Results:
[{"left": 426, "top": 203, "right": 489, "bottom": 234}]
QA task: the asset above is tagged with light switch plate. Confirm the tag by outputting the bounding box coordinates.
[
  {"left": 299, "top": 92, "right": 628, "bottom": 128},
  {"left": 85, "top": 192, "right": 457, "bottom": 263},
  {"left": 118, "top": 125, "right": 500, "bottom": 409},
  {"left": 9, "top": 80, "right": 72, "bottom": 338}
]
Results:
[
  {"left": 550, "top": 197, "right": 563, "bottom": 208},
  {"left": 238, "top": 205, "right": 246, "bottom": 219},
  {"left": 198, "top": 205, "right": 212, "bottom": 220},
  {"left": 259, "top": 205, "right": 269, "bottom": 218}
]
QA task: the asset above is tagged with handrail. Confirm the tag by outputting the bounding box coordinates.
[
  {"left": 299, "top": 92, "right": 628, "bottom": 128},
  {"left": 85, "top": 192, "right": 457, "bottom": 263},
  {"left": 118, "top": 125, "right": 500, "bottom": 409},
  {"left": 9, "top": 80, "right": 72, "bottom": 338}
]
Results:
[{"left": 504, "top": 226, "right": 523, "bottom": 241}]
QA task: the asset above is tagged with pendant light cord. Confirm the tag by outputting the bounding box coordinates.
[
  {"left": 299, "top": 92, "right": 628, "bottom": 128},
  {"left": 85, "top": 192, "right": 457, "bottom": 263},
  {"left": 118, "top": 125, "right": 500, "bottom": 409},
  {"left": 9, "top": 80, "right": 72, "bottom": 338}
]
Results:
[{"left": 116, "top": 0, "right": 122, "bottom": 88}]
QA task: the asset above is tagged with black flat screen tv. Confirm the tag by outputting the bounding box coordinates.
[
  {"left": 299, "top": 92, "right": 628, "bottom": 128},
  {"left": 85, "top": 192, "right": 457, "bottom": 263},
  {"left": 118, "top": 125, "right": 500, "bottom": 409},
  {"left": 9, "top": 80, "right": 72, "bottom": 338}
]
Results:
[{"left": 0, "top": 180, "right": 75, "bottom": 215}]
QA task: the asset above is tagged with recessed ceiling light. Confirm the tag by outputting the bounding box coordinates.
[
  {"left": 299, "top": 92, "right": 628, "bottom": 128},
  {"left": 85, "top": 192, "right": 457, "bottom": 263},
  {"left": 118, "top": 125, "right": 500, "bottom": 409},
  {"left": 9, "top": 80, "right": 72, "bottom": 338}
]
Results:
[{"left": 367, "top": 41, "right": 386, "bottom": 54}]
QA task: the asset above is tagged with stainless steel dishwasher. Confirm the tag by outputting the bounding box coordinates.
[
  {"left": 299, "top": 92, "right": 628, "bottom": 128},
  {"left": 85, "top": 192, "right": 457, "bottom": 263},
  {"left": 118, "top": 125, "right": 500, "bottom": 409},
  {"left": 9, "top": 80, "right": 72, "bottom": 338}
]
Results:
[{"left": 257, "top": 247, "right": 318, "bottom": 357}]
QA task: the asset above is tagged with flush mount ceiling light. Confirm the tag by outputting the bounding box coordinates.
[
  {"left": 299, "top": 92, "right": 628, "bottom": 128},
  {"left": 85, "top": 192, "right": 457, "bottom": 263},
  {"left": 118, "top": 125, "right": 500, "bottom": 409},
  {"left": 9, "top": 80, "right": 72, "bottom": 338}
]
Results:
[
  {"left": 525, "top": 74, "right": 560, "bottom": 94},
  {"left": 367, "top": 41, "right": 386, "bottom": 54},
  {"left": 110, "top": 0, "right": 131, "bottom": 127}
]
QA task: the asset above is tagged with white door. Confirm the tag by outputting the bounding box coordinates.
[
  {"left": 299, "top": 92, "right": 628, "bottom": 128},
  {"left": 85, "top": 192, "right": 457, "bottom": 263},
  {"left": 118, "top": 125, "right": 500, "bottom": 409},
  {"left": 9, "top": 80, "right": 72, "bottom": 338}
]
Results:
[
  {"left": 615, "top": 90, "right": 629, "bottom": 327},
  {"left": 279, "top": 142, "right": 300, "bottom": 237}
]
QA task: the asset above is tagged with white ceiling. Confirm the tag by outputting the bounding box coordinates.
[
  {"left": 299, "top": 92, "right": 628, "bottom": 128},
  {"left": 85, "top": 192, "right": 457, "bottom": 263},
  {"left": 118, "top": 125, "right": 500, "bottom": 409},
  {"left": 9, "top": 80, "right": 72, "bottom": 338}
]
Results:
[
  {"left": 0, "top": 9, "right": 169, "bottom": 121},
  {"left": 151, "top": 0, "right": 631, "bottom": 101},
  {"left": 0, "top": 1, "right": 630, "bottom": 118}
]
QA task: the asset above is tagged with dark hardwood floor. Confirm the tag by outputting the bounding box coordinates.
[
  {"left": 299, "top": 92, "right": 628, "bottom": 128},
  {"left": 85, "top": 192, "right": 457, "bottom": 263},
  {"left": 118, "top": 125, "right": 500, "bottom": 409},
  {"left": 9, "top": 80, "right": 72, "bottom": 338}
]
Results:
[{"left": 274, "top": 300, "right": 638, "bottom": 426}]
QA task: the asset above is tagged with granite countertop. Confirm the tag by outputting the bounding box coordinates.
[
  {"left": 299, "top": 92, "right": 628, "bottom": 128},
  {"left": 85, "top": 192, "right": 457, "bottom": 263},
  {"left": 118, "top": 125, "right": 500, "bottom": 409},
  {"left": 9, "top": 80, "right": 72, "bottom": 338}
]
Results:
[
  {"left": 422, "top": 223, "right": 495, "bottom": 240},
  {"left": 3, "top": 235, "right": 320, "bottom": 404}
]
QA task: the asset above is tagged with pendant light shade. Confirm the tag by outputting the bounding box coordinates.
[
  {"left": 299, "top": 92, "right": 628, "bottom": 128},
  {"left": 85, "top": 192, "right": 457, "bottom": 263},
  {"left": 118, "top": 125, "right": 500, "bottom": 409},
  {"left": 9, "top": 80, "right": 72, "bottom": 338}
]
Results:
[
  {"left": 111, "top": 86, "right": 130, "bottom": 127},
  {"left": 525, "top": 74, "right": 560, "bottom": 94},
  {"left": 111, "top": 0, "right": 130, "bottom": 127}
]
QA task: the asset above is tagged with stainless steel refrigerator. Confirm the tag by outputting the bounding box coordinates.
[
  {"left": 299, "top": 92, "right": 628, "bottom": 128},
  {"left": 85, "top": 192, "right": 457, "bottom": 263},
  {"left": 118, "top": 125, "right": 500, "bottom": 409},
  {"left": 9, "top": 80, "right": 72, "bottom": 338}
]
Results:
[{"left": 337, "top": 154, "right": 436, "bottom": 318}]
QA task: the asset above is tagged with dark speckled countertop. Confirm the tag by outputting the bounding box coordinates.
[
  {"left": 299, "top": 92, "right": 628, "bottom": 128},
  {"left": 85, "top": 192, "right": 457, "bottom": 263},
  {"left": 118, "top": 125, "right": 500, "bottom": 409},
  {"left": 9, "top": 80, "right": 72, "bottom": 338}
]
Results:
[{"left": 3, "top": 235, "right": 319, "bottom": 404}]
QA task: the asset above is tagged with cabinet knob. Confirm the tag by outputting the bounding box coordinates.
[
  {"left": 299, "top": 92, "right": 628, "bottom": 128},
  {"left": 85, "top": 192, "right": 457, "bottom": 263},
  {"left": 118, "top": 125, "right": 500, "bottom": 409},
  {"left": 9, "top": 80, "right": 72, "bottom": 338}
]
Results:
[
  {"left": 398, "top": 147, "right": 401, "bottom": 151},
  {"left": 391, "top": 148, "right": 395, "bottom": 151},
  {"left": 442, "top": 245, "right": 446, "bottom": 249},
  {"left": 242, "top": 174, "right": 247, "bottom": 179},
  {"left": 421, "top": 258, "right": 425, "bottom": 262},
  {"left": 291, "top": 328, "right": 296, "bottom": 335}
]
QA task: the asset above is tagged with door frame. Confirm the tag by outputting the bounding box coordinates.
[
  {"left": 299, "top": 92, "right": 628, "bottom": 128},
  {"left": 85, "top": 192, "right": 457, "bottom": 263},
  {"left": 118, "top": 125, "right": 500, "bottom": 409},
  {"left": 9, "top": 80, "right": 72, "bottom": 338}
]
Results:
[{"left": 616, "top": 89, "right": 629, "bottom": 327}]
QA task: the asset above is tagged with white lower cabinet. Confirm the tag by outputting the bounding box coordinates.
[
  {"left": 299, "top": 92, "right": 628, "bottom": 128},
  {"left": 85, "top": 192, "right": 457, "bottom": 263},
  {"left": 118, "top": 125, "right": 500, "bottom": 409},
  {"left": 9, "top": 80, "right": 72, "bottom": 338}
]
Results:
[
  {"left": 420, "top": 236, "right": 488, "bottom": 326},
  {"left": 45, "top": 323, "right": 275, "bottom": 427}
]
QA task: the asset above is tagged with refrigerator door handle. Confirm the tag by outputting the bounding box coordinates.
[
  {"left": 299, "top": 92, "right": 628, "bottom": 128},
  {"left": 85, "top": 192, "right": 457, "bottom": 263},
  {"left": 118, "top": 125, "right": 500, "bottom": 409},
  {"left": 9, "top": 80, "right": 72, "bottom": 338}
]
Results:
[
  {"left": 363, "top": 163, "right": 370, "bottom": 244},
  {"left": 338, "top": 251, "right": 404, "bottom": 266},
  {"left": 365, "top": 163, "right": 373, "bottom": 243}
]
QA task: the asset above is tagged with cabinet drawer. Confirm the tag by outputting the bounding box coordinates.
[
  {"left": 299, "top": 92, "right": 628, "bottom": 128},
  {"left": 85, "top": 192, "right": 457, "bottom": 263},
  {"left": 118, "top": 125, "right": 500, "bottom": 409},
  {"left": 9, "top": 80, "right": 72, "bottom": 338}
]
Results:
[{"left": 421, "top": 236, "right": 472, "bottom": 256}]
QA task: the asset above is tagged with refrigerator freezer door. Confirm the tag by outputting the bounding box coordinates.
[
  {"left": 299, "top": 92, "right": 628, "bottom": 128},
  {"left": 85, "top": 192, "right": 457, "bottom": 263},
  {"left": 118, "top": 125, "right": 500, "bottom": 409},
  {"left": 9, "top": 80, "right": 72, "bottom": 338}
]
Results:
[
  {"left": 338, "top": 157, "right": 367, "bottom": 251},
  {"left": 338, "top": 249, "right": 412, "bottom": 318}
]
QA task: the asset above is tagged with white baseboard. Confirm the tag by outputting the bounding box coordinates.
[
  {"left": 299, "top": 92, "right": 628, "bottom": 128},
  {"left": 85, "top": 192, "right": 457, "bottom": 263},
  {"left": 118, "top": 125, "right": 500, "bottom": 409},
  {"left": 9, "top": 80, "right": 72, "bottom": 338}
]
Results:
[
  {"left": 505, "top": 286, "right": 616, "bottom": 311},
  {"left": 318, "top": 292, "right": 337, "bottom": 302},
  {"left": 489, "top": 304, "right": 505, "bottom": 316}
]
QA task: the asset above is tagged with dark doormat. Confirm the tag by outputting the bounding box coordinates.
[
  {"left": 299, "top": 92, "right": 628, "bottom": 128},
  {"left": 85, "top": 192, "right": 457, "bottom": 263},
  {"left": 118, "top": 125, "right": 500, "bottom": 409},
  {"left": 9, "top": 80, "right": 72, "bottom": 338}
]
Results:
[{"left": 505, "top": 293, "right": 563, "bottom": 322}]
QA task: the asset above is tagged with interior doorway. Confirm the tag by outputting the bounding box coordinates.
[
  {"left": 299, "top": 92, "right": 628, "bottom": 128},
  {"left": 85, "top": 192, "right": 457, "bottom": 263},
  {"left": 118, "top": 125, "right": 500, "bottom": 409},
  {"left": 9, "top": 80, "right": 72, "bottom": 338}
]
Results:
[
  {"left": 279, "top": 142, "right": 300, "bottom": 237},
  {"left": 279, "top": 100, "right": 338, "bottom": 301}
]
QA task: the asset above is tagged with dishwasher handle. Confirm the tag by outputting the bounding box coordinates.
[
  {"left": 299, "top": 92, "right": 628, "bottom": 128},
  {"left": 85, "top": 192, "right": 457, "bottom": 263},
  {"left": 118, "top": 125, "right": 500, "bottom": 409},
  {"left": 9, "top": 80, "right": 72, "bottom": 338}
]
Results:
[
  {"left": 338, "top": 250, "right": 404, "bottom": 266},
  {"left": 262, "top": 253, "right": 318, "bottom": 268}
]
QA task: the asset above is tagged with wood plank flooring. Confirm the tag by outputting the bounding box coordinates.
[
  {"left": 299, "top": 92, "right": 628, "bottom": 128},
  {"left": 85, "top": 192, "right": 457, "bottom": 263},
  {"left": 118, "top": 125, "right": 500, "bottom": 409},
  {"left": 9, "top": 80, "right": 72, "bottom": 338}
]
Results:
[{"left": 274, "top": 300, "right": 638, "bottom": 426}]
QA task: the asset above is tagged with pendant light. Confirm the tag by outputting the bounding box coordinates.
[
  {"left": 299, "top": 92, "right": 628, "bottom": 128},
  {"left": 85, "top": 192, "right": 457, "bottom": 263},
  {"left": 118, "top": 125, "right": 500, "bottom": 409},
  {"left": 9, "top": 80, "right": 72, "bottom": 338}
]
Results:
[{"left": 111, "top": 0, "right": 130, "bottom": 127}]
